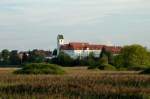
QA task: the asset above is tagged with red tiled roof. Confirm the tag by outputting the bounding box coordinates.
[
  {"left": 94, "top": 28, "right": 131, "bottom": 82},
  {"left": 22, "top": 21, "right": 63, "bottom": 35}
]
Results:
[
  {"left": 104, "top": 46, "right": 122, "bottom": 54},
  {"left": 60, "top": 42, "right": 122, "bottom": 54}
]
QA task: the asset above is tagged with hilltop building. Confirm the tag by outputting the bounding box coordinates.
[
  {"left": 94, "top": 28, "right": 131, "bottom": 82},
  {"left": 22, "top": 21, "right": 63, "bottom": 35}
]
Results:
[{"left": 57, "top": 34, "right": 121, "bottom": 59}]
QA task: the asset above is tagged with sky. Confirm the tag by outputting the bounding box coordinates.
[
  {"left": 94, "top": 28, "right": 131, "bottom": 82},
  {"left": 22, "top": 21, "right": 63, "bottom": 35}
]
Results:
[{"left": 0, "top": 0, "right": 150, "bottom": 51}]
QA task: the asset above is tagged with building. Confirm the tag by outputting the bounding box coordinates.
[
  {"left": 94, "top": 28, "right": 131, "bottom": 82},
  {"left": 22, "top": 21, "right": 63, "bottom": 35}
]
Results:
[{"left": 57, "top": 34, "right": 121, "bottom": 59}]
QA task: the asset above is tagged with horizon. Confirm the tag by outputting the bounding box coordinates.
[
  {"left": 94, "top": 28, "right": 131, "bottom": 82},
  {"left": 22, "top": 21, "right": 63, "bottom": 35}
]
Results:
[{"left": 0, "top": 0, "right": 150, "bottom": 51}]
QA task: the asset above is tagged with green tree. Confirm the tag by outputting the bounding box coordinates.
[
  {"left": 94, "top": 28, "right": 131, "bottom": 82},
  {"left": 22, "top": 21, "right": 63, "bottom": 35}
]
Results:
[
  {"left": 22, "top": 52, "right": 28, "bottom": 64},
  {"left": 107, "top": 51, "right": 114, "bottom": 64},
  {"left": 57, "top": 52, "right": 73, "bottom": 66},
  {"left": 9, "top": 50, "right": 20, "bottom": 65},
  {"left": 148, "top": 52, "right": 150, "bottom": 65},
  {"left": 0, "top": 52, "right": 2, "bottom": 65},
  {"left": 113, "top": 55, "right": 124, "bottom": 68},
  {"left": 99, "top": 47, "right": 109, "bottom": 64},
  {"left": 28, "top": 49, "right": 45, "bottom": 63},
  {"left": 1, "top": 49, "right": 10, "bottom": 65},
  {"left": 88, "top": 52, "right": 96, "bottom": 66},
  {"left": 100, "top": 47, "right": 107, "bottom": 59},
  {"left": 52, "top": 49, "right": 57, "bottom": 56},
  {"left": 99, "top": 55, "right": 108, "bottom": 65},
  {"left": 89, "top": 52, "right": 95, "bottom": 59},
  {"left": 120, "top": 44, "right": 150, "bottom": 68}
]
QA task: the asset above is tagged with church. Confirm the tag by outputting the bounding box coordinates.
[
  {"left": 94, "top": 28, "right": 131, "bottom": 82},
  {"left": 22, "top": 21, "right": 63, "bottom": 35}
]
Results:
[{"left": 57, "top": 34, "right": 121, "bottom": 59}]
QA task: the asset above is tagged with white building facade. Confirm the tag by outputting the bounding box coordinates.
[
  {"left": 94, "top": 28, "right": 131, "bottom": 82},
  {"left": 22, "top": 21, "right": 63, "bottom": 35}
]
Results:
[{"left": 57, "top": 35, "right": 121, "bottom": 59}]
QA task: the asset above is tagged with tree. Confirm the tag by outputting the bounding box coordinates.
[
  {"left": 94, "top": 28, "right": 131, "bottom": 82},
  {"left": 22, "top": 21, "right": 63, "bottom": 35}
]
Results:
[
  {"left": 99, "top": 56, "right": 108, "bottom": 65},
  {"left": 99, "top": 47, "right": 109, "bottom": 64},
  {"left": 56, "top": 52, "right": 74, "bottom": 66},
  {"left": 52, "top": 49, "right": 57, "bottom": 56},
  {"left": 9, "top": 50, "right": 20, "bottom": 65},
  {"left": 119, "top": 44, "right": 150, "bottom": 68},
  {"left": 88, "top": 52, "right": 96, "bottom": 66},
  {"left": 22, "top": 52, "right": 28, "bottom": 63},
  {"left": 1, "top": 49, "right": 10, "bottom": 65},
  {"left": 0, "top": 52, "right": 2, "bottom": 64},
  {"left": 113, "top": 55, "right": 124, "bottom": 68},
  {"left": 147, "top": 51, "right": 150, "bottom": 63},
  {"left": 89, "top": 52, "right": 95, "bottom": 59},
  {"left": 107, "top": 51, "right": 114, "bottom": 65},
  {"left": 100, "top": 47, "right": 107, "bottom": 59},
  {"left": 28, "top": 49, "right": 45, "bottom": 63}
]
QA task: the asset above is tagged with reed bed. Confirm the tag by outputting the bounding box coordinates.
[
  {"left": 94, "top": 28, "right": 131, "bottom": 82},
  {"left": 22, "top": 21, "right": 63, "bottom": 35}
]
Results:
[{"left": 0, "top": 67, "right": 149, "bottom": 99}]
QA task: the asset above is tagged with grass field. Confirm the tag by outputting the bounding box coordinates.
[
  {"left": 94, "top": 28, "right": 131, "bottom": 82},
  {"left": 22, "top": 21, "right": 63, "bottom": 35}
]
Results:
[{"left": 0, "top": 67, "right": 149, "bottom": 99}]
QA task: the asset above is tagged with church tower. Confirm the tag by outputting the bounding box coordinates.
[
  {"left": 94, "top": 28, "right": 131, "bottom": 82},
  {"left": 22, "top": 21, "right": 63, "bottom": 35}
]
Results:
[{"left": 57, "top": 34, "right": 64, "bottom": 56}]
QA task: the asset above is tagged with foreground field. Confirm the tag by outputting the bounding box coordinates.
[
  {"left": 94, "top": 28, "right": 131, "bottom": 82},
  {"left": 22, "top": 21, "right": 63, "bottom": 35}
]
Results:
[{"left": 0, "top": 67, "right": 149, "bottom": 99}]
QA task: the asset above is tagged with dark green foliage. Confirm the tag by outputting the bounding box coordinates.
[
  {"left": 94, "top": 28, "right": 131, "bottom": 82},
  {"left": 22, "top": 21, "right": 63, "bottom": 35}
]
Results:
[
  {"left": 140, "top": 68, "right": 150, "bottom": 74},
  {"left": 52, "top": 52, "right": 74, "bottom": 66},
  {"left": 52, "top": 49, "right": 57, "bottom": 56},
  {"left": 22, "top": 52, "right": 28, "bottom": 63},
  {"left": 88, "top": 52, "right": 98, "bottom": 67},
  {"left": 121, "top": 45, "right": 150, "bottom": 67},
  {"left": 88, "top": 48, "right": 116, "bottom": 70},
  {"left": 28, "top": 50, "right": 45, "bottom": 63},
  {"left": 99, "top": 56, "right": 108, "bottom": 65},
  {"left": 107, "top": 51, "right": 114, "bottom": 65},
  {"left": 128, "top": 65, "right": 148, "bottom": 71},
  {"left": 1, "top": 49, "right": 10, "bottom": 65},
  {"left": 114, "top": 44, "right": 150, "bottom": 70},
  {"left": 0, "top": 49, "right": 53, "bottom": 66},
  {"left": 73, "top": 57, "right": 80, "bottom": 66},
  {"left": 87, "top": 53, "right": 100, "bottom": 69},
  {"left": 88, "top": 58, "right": 96, "bottom": 66},
  {"left": 14, "top": 63, "right": 65, "bottom": 75},
  {"left": 100, "top": 47, "right": 113, "bottom": 64},
  {"left": 113, "top": 55, "right": 124, "bottom": 68},
  {"left": 98, "top": 64, "right": 116, "bottom": 70},
  {"left": 9, "top": 50, "right": 20, "bottom": 65},
  {"left": 87, "top": 65, "right": 96, "bottom": 69},
  {"left": 100, "top": 47, "right": 107, "bottom": 58}
]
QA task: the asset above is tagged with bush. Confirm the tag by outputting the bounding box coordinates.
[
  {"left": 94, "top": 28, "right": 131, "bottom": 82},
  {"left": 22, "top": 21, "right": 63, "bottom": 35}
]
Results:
[
  {"left": 88, "top": 65, "right": 97, "bottom": 69},
  {"left": 117, "top": 67, "right": 127, "bottom": 71},
  {"left": 140, "top": 68, "right": 150, "bottom": 74},
  {"left": 128, "top": 66, "right": 148, "bottom": 71},
  {"left": 14, "top": 63, "right": 65, "bottom": 75},
  {"left": 98, "top": 64, "right": 116, "bottom": 71}
]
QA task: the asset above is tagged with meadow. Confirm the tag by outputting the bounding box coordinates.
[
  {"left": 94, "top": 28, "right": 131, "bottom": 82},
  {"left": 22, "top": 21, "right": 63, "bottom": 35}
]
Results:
[{"left": 0, "top": 67, "right": 149, "bottom": 99}]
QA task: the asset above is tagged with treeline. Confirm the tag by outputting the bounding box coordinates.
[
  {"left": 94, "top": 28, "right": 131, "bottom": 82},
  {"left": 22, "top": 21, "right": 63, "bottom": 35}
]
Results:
[
  {"left": 50, "top": 44, "right": 150, "bottom": 70},
  {"left": 0, "top": 49, "right": 51, "bottom": 66},
  {"left": 0, "top": 44, "right": 150, "bottom": 70}
]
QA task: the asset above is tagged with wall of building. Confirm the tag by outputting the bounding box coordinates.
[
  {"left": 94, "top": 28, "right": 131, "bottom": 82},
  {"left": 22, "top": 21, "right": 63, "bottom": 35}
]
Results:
[{"left": 62, "top": 49, "right": 102, "bottom": 59}]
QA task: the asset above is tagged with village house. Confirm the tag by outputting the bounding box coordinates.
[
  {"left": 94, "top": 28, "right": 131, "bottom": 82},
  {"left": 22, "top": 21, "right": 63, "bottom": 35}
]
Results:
[{"left": 57, "top": 34, "right": 121, "bottom": 59}]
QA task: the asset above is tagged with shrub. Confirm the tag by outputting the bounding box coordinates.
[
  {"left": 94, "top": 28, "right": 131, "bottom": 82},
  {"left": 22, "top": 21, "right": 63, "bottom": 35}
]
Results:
[
  {"left": 14, "top": 63, "right": 65, "bottom": 75},
  {"left": 128, "top": 66, "right": 148, "bottom": 71},
  {"left": 117, "top": 67, "right": 127, "bottom": 71},
  {"left": 88, "top": 65, "right": 97, "bottom": 69},
  {"left": 98, "top": 64, "right": 116, "bottom": 71},
  {"left": 140, "top": 68, "right": 150, "bottom": 74}
]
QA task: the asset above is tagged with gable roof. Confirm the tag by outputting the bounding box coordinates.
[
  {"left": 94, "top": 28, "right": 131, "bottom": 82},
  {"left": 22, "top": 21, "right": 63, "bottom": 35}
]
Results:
[{"left": 60, "top": 42, "right": 121, "bottom": 54}]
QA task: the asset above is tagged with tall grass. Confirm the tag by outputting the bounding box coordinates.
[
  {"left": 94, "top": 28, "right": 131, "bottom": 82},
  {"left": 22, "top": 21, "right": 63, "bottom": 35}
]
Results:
[{"left": 0, "top": 68, "right": 149, "bottom": 99}]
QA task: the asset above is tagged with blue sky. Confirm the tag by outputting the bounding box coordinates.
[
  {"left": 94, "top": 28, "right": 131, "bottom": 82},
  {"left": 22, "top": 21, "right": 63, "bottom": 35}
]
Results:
[{"left": 0, "top": 0, "right": 150, "bottom": 51}]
